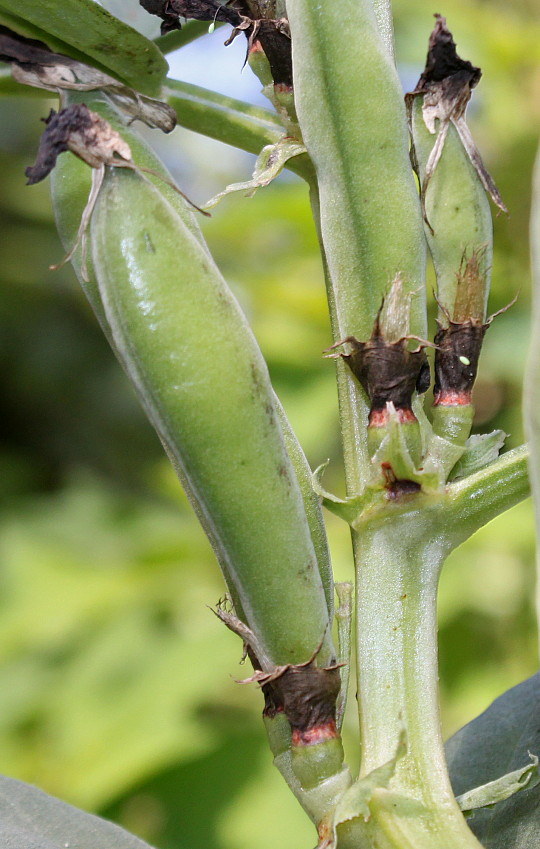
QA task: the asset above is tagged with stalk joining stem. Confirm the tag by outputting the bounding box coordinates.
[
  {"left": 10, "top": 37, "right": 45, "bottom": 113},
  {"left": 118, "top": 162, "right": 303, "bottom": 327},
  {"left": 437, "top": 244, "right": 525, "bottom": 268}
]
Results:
[{"left": 350, "top": 508, "right": 485, "bottom": 849}]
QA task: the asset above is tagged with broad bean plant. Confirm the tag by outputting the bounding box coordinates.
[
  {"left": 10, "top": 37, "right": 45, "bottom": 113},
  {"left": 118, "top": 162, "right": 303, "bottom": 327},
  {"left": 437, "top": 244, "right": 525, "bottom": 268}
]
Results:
[{"left": 0, "top": 2, "right": 539, "bottom": 848}]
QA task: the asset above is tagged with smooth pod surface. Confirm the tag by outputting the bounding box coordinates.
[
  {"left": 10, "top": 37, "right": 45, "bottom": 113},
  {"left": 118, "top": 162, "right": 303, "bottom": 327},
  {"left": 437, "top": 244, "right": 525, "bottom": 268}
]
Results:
[
  {"left": 90, "top": 166, "right": 334, "bottom": 667},
  {"left": 288, "top": 0, "right": 426, "bottom": 341},
  {"left": 50, "top": 92, "right": 334, "bottom": 626}
]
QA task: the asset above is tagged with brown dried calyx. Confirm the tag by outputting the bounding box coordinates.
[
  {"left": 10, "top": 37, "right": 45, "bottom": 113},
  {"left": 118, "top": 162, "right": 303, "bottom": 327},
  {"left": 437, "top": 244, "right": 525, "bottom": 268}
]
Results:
[
  {"left": 433, "top": 290, "right": 516, "bottom": 407},
  {"left": 25, "top": 104, "right": 131, "bottom": 184},
  {"left": 249, "top": 658, "right": 342, "bottom": 746},
  {"left": 433, "top": 319, "right": 488, "bottom": 406},
  {"left": 266, "top": 665, "right": 341, "bottom": 746},
  {"left": 433, "top": 250, "right": 512, "bottom": 406},
  {"left": 214, "top": 603, "right": 341, "bottom": 745},
  {"left": 139, "top": 0, "right": 292, "bottom": 86},
  {"left": 407, "top": 14, "right": 506, "bottom": 216},
  {"left": 328, "top": 294, "right": 430, "bottom": 427}
]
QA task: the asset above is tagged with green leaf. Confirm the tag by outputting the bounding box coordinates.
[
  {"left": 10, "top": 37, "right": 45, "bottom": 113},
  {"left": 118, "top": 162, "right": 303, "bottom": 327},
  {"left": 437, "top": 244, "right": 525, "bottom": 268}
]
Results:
[
  {"left": 448, "top": 431, "right": 507, "bottom": 481},
  {"left": 0, "top": 774, "right": 153, "bottom": 848},
  {"left": 446, "top": 673, "right": 540, "bottom": 847},
  {"left": 0, "top": 2, "right": 167, "bottom": 95}
]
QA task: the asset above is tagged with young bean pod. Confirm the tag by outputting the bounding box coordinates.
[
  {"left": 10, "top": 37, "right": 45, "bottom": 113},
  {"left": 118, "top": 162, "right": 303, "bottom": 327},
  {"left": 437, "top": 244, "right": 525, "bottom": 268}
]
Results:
[
  {"left": 89, "top": 163, "right": 351, "bottom": 830},
  {"left": 49, "top": 91, "right": 334, "bottom": 620},
  {"left": 45, "top": 93, "right": 348, "bottom": 827},
  {"left": 89, "top": 164, "right": 333, "bottom": 667},
  {"left": 410, "top": 97, "right": 492, "bottom": 325},
  {"left": 408, "top": 17, "right": 502, "bottom": 460},
  {"left": 287, "top": 0, "right": 427, "bottom": 343}
]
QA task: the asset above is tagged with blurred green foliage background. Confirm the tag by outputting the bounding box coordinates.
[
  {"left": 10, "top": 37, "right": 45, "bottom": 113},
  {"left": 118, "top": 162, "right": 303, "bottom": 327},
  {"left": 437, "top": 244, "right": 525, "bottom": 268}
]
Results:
[{"left": 0, "top": 1, "right": 539, "bottom": 847}]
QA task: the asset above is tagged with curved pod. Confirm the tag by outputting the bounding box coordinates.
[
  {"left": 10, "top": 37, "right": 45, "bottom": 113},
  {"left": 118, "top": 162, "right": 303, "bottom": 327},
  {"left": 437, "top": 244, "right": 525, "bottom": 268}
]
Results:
[{"left": 90, "top": 165, "right": 334, "bottom": 667}]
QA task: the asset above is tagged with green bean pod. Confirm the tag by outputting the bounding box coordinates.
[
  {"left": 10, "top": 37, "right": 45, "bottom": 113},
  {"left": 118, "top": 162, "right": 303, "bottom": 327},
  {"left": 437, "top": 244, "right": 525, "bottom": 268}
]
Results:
[
  {"left": 287, "top": 0, "right": 426, "bottom": 343},
  {"left": 50, "top": 91, "right": 208, "bottom": 326},
  {"left": 89, "top": 164, "right": 333, "bottom": 667},
  {"left": 411, "top": 98, "right": 492, "bottom": 455},
  {"left": 410, "top": 98, "right": 492, "bottom": 324},
  {"left": 49, "top": 91, "right": 333, "bottom": 622},
  {"left": 47, "top": 94, "right": 348, "bottom": 824},
  {"left": 407, "top": 13, "right": 499, "bottom": 467},
  {"left": 275, "top": 400, "right": 333, "bottom": 618},
  {"left": 88, "top": 163, "right": 351, "bottom": 828}
]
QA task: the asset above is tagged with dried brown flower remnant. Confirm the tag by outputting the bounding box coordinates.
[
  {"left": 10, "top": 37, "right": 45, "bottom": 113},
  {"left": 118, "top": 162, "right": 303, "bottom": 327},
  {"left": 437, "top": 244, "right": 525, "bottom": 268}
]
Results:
[
  {"left": 433, "top": 292, "right": 516, "bottom": 406},
  {"left": 407, "top": 14, "right": 506, "bottom": 218},
  {"left": 140, "top": 0, "right": 242, "bottom": 34},
  {"left": 25, "top": 104, "right": 207, "bottom": 278},
  {"left": 414, "top": 13, "right": 481, "bottom": 94},
  {"left": 272, "top": 665, "right": 341, "bottom": 744},
  {"left": 328, "top": 309, "right": 430, "bottom": 426},
  {"left": 433, "top": 319, "right": 488, "bottom": 406},
  {"left": 139, "top": 0, "right": 293, "bottom": 85},
  {"left": 433, "top": 249, "right": 516, "bottom": 406},
  {"left": 25, "top": 104, "right": 131, "bottom": 184},
  {"left": 246, "top": 660, "right": 342, "bottom": 742},
  {"left": 213, "top": 602, "right": 342, "bottom": 742}
]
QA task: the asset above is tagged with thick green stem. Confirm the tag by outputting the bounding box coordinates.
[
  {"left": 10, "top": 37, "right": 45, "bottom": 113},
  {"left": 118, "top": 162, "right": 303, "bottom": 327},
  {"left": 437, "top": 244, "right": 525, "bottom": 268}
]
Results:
[
  {"left": 353, "top": 513, "right": 447, "bottom": 780},
  {"left": 351, "top": 505, "right": 484, "bottom": 849}
]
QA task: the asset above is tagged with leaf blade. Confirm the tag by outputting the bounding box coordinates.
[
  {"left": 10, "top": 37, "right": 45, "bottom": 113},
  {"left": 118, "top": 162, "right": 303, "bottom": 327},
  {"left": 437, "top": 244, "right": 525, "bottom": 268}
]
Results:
[
  {"left": 446, "top": 674, "right": 540, "bottom": 848},
  {"left": 0, "top": 774, "right": 154, "bottom": 849},
  {"left": 0, "top": 1, "right": 167, "bottom": 95}
]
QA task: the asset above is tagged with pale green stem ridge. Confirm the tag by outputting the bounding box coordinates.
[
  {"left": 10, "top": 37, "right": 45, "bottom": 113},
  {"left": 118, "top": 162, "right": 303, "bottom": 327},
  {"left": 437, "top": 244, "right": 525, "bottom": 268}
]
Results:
[{"left": 308, "top": 183, "right": 370, "bottom": 496}]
